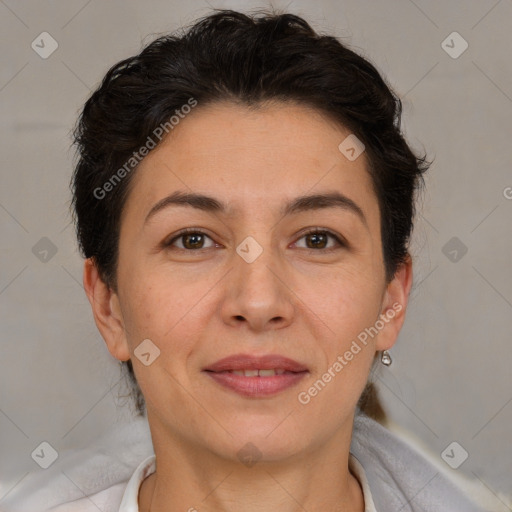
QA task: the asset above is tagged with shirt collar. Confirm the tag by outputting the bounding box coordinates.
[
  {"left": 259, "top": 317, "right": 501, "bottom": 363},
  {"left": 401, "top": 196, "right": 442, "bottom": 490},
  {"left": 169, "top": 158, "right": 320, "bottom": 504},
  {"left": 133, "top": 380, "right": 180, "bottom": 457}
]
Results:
[{"left": 118, "top": 453, "right": 377, "bottom": 511}]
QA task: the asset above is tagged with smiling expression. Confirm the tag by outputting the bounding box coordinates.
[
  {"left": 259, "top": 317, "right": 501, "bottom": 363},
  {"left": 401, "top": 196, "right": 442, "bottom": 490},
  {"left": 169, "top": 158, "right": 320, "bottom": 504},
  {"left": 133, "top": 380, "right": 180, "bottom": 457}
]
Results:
[{"left": 98, "top": 100, "right": 406, "bottom": 461}]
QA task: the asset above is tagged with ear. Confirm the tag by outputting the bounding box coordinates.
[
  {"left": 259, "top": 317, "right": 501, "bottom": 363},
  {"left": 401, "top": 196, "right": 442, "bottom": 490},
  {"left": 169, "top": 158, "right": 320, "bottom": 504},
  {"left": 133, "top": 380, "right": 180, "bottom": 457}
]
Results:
[
  {"left": 375, "top": 254, "right": 413, "bottom": 352},
  {"left": 83, "top": 258, "right": 131, "bottom": 362}
]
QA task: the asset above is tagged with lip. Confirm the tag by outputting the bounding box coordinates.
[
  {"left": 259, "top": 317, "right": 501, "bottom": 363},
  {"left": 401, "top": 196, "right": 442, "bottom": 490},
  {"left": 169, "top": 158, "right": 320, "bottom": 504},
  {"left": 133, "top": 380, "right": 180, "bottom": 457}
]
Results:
[
  {"left": 203, "top": 353, "right": 309, "bottom": 373},
  {"left": 202, "top": 353, "right": 309, "bottom": 398}
]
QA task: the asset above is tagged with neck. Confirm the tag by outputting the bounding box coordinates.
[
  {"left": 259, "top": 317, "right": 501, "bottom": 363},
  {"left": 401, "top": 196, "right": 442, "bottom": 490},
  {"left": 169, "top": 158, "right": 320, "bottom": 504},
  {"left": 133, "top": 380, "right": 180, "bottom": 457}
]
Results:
[{"left": 138, "top": 414, "right": 364, "bottom": 512}]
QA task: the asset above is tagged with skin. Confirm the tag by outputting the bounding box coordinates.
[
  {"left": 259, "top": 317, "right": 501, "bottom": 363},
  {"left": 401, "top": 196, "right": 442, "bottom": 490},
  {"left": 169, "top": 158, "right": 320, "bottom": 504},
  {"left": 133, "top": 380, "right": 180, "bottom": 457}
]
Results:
[{"left": 84, "top": 101, "right": 413, "bottom": 512}]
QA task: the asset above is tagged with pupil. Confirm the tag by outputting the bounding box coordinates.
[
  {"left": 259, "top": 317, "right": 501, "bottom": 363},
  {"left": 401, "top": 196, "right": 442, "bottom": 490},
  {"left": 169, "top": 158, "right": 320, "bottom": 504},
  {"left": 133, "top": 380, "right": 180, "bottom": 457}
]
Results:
[
  {"left": 308, "top": 233, "right": 326, "bottom": 249},
  {"left": 185, "top": 234, "right": 202, "bottom": 249},
  {"left": 182, "top": 233, "right": 327, "bottom": 250}
]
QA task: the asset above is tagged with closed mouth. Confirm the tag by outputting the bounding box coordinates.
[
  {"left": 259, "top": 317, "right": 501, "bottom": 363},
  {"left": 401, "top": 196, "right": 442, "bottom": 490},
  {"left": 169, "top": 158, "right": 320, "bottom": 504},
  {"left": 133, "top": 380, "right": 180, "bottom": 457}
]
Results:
[{"left": 206, "top": 368, "right": 304, "bottom": 377}]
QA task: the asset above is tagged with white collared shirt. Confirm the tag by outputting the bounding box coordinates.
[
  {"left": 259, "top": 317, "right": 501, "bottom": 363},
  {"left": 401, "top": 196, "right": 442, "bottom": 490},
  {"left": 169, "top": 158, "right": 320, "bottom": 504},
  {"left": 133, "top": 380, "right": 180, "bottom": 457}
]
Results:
[
  {"left": 6, "top": 413, "right": 487, "bottom": 512},
  {"left": 117, "top": 453, "right": 377, "bottom": 511}
]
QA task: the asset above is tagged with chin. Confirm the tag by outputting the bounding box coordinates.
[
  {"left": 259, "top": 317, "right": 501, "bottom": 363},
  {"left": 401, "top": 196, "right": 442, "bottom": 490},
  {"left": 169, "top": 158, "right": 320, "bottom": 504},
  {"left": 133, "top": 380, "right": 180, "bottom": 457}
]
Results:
[{"left": 212, "top": 415, "right": 309, "bottom": 461}]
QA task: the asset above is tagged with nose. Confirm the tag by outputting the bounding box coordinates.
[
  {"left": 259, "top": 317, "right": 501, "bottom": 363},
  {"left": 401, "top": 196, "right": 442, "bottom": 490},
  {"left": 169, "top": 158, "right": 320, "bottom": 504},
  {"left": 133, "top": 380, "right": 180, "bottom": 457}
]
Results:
[{"left": 219, "top": 238, "right": 295, "bottom": 332}]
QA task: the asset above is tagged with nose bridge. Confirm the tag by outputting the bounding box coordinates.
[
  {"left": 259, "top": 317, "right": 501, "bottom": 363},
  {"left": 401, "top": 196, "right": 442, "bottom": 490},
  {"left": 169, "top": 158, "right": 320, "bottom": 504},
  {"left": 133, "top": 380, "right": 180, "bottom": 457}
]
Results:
[
  {"left": 235, "top": 229, "right": 282, "bottom": 296},
  {"left": 232, "top": 205, "right": 278, "bottom": 269},
  {"left": 221, "top": 225, "right": 294, "bottom": 330}
]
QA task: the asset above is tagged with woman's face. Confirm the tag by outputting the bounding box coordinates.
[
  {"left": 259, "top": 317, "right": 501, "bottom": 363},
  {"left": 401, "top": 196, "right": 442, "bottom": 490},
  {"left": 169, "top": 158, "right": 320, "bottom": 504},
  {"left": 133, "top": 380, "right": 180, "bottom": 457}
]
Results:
[{"left": 90, "top": 101, "right": 410, "bottom": 462}]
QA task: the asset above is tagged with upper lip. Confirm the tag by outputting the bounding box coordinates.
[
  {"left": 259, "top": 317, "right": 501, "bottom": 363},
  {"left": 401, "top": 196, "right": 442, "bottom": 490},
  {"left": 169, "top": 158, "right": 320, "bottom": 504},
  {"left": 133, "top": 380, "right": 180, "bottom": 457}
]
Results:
[{"left": 203, "top": 353, "right": 309, "bottom": 373}]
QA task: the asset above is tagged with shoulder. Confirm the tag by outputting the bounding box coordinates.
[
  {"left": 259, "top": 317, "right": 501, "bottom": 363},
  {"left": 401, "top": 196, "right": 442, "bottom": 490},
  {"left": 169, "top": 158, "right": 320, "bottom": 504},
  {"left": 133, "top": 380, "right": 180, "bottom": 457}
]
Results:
[
  {"left": 350, "top": 413, "right": 487, "bottom": 512},
  {"left": 0, "top": 417, "right": 153, "bottom": 512},
  {"left": 47, "top": 454, "right": 156, "bottom": 512},
  {"left": 47, "top": 483, "right": 127, "bottom": 512}
]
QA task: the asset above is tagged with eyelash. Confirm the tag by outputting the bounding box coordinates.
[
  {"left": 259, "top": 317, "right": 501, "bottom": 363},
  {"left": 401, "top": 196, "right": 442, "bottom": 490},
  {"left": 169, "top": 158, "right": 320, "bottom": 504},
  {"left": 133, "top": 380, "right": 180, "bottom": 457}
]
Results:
[{"left": 163, "top": 227, "right": 347, "bottom": 253}]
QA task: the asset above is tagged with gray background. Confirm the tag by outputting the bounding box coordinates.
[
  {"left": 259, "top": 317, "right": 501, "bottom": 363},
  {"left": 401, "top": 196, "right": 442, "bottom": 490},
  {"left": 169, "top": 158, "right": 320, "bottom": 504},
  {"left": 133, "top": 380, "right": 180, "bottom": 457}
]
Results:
[{"left": 1, "top": 0, "right": 511, "bottom": 510}]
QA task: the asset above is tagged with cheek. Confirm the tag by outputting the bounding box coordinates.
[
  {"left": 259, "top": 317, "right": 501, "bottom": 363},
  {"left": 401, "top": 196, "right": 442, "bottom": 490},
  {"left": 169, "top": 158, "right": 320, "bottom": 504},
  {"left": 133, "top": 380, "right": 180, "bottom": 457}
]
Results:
[
  {"left": 119, "top": 274, "right": 203, "bottom": 399},
  {"left": 302, "top": 268, "right": 382, "bottom": 404},
  {"left": 318, "top": 267, "right": 383, "bottom": 336},
  {"left": 299, "top": 275, "right": 380, "bottom": 412},
  {"left": 120, "top": 266, "right": 211, "bottom": 359}
]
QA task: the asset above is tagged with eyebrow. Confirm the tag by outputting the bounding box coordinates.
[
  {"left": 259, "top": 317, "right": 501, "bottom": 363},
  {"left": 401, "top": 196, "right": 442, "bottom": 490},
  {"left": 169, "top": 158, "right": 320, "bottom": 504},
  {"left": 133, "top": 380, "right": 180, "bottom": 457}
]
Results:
[{"left": 144, "top": 190, "right": 367, "bottom": 226}]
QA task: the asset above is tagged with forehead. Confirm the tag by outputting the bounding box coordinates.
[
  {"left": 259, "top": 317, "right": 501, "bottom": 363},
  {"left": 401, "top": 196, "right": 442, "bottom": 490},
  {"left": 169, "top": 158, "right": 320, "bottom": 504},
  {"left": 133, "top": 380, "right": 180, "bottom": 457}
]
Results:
[{"left": 122, "top": 101, "right": 378, "bottom": 225}]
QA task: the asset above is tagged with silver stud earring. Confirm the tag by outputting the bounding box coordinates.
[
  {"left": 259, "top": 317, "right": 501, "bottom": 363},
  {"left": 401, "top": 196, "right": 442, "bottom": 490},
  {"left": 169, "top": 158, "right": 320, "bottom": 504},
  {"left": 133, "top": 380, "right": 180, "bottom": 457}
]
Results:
[{"left": 381, "top": 350, "right": 392, "bottom": 366}]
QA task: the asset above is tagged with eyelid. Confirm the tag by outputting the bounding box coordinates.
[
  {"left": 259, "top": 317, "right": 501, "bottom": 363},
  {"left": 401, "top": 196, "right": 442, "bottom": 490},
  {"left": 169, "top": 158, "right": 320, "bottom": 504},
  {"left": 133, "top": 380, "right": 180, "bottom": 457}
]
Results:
[
  {"left": 162, "top": 227, "right": 218, "bottom": 250},
  {"left": 297, "top": 227, "right": 347, "bottom": 248},
  {"left": 163, "top": 227, "right": 347, "bottom": 251}
]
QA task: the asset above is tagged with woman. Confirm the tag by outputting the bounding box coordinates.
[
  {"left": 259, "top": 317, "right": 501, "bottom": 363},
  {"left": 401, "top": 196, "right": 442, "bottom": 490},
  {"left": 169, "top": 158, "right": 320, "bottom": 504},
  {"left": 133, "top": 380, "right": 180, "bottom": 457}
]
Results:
[{"left": 62, "top": 8, "right": 484, "bottom": 511}]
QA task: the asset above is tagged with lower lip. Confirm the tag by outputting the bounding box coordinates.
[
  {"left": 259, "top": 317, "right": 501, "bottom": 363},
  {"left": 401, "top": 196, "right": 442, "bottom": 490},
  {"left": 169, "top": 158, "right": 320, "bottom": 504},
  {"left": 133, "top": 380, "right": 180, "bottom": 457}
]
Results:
[{"left": 203, "top": 371, "right": 308, "bottom": 398}]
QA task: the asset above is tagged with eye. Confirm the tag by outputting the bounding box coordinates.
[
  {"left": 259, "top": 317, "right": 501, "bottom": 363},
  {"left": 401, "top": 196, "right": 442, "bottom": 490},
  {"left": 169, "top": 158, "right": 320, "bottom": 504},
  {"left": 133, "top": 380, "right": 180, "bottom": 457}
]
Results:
[
  {"left": 163, "top": 227, "right": 346, "bottom": 252},
  {"left": 294, "top": 228, "right": 346, "bottom": 252},
  {"left": 164, "top": 228, "right": 217, "bottom": 251}
]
